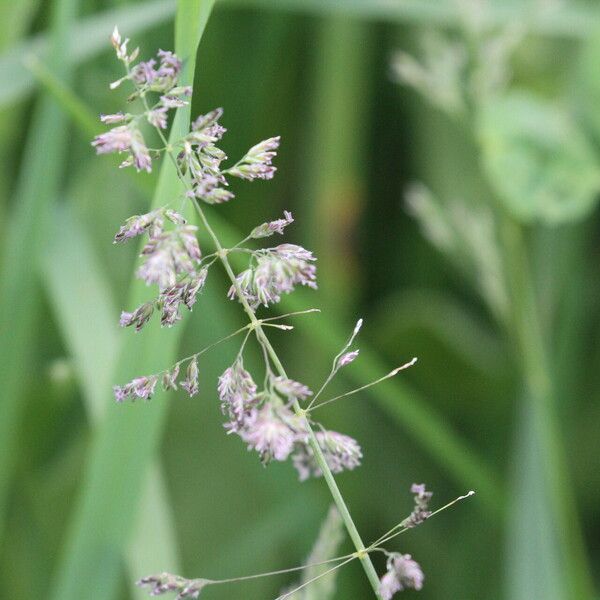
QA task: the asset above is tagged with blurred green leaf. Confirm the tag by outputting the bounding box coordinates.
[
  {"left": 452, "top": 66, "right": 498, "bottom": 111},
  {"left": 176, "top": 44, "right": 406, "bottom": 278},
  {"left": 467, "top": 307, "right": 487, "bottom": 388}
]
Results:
[
  {"left": 478, "top": 92, "right": 600, "bottom": 224},
  {"left": 0, "top": 0, "right": 76, "bottom": 547},
  {"left": 500, "top": 217, "right": 594, "bottom": 600},
  {"left": 370, "top": 289, "right": 508, "bottom": 377},
  {"left": 575, "top": 26, "right": 600, "bottom": 145},
  {"left": 406, "top": 183, "right": 508, "bottom": 321},
  {"left": 505, "top": 398, "right": 566, "bottom": 600},
  {"left": 42, "top": 206, "right": 181, "bottom": 598},
  {"left": 222, "top": 0, "right": 600, "bottom": 39},
  {"left": 301, "top": 18, "right": 370, "bottom": 318},
  {"left": 43, "top": 206, "right": 118, "bottom": 421},
  {"left": 285, "top": 505, "right": 344, "bottom": 600},
  {"left": 49, "top": 4, "right": 214, "bottom": 600},
  {"left": 0, "top": 0, "right": 176, "bottom": 108},
  {"left": 2, "top": 0, "right": 600, "bottom": 110},
  {"left": 25, "top": 53, "right": 100, "bottom": 141},
  {"left": 0, "top": 0, "right": 36, "bottom": 51},
  {"left": 128, "top": 466, "right": 180, "bottom": 600}
]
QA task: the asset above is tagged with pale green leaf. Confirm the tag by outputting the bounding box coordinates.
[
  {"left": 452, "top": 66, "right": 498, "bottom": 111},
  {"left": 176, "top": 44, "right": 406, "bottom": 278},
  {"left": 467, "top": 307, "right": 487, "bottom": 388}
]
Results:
[
  {"left": 0, "top": 0, "right": 176, "bottom": 107},
  {"left": 478, "top": 92, "right": 600, "bottom": 224},
  {"left": 505, "top": 398, "right": 566, "bottom": 600},
  {"left": 48, "top": 4, "right": 214, "bottom": 600},
  {"left": 0, "top": 0, "right": 77, "bottom": 542},
  {"left": 42, "top": 206, "right": 181, "bottom": 598}
]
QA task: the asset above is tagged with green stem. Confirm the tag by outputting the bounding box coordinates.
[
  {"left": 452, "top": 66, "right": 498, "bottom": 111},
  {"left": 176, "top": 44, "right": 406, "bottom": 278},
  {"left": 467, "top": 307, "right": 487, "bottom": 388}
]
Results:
[
  {"left": 192, "top": 201, "right": 382, "bottom": 597},
  {"left": 151, "top": 108, "right": 381, "bottom": 594}
]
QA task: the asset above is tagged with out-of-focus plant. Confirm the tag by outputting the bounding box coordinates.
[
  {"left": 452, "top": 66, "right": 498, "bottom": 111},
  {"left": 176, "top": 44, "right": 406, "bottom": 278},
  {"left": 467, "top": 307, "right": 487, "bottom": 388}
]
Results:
[
  {"left": 392, "top": 1, "right": 599, "bottom": 599},
  {"left": 92, "top": 26, "right": 473, "bottom": 599}
]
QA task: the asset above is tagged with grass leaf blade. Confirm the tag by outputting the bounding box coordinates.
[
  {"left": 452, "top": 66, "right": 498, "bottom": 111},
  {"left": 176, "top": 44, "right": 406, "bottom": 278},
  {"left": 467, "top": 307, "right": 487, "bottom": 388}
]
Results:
[{"left": 49, "top": 4, "right": 214, "bottom": 600}]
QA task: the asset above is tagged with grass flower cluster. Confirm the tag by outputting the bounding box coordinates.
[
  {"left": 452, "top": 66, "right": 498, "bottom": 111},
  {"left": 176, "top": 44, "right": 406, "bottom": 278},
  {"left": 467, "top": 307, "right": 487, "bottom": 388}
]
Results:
[{"left": 93, "top": 27, "right": 473, "bottom": 598}]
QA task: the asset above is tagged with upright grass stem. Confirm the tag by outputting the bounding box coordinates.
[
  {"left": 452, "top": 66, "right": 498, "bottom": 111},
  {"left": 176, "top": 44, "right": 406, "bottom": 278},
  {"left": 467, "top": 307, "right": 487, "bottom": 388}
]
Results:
[
  {"left": 192, "top": 199, "right": 383, "bottom": 598},
  {"left": 149, "top": 115, "right": 381, "bottom": 595}
]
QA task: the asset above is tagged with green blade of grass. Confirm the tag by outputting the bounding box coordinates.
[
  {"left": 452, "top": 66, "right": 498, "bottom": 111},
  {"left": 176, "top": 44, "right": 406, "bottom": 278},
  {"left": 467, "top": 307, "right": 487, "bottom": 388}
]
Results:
[
  {"left": 42, "top": 205, "right": 118, "bottom": 421},
  {"left": 285, "top": 505, "right": 344, "bottom": 600},
  {"left": 0, "top": 0, "right": 36, "bottom": 51},
  {"left": 128, "top": 465, "right": 180, "bottom": 600},
  {"left": 0, "top": 0, "right": 77, "bottom": 549},
  {"left": 42, "top": 205, "right": 181, "bottom": 597},
  {"left": 49, "top": 4, "right": 214, "bottom": 600},
  {"left": 0, "top": 0, "right": 37, "bottom": 219},
  {"left": 0, "top": 0, "right": 177, "bottom": 108},
  {"left": 500, "top": 218, "right": 594, "bottom": 599}
]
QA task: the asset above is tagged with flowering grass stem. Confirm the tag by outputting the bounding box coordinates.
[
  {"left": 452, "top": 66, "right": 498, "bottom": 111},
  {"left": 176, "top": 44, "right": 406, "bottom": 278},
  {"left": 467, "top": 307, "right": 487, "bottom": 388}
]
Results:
[
  {"left": 138, "top": 105, "right": 382, "bottom": 594},
  {"left": 188, "top": 197, "right": 383, "bottom": 596},
  {"left": 96, "top": 30, "right": 477, "bottom": 597}
]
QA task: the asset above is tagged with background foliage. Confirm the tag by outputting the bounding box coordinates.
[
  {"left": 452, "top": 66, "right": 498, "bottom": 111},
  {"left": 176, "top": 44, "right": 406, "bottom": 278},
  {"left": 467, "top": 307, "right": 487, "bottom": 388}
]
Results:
[{"left": 1, "top": 1, "right": 599, "bottom": 598}]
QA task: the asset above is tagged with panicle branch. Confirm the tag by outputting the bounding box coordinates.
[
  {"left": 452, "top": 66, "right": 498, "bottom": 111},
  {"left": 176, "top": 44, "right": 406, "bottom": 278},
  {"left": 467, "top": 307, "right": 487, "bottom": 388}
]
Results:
[{"left": 135, "top": 486, "right": 475, "bottom": 600}]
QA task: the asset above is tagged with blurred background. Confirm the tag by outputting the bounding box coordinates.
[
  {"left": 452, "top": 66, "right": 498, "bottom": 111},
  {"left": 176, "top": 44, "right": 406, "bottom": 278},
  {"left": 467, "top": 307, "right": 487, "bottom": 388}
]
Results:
[{"left": 1, "top": 0, "right": 600, "bottom": 598}]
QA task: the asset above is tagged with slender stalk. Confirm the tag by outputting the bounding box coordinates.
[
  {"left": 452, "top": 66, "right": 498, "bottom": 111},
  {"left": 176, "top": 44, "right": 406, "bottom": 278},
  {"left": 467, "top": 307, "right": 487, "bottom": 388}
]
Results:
[
  {"left": 308, "top": 358, "right": 417, "bottom": 412},
  {"left": 369, "top": 490, "right": 475, "bottom": 548},
  {"left": 275, "top": 556, "right": 356, "bottom": 600},
  {"left": 145, "top": 84, "right": 382, "bottom": 596},
  {"left": 214, "top": 553, "right": 353, "bottom": 585},
  {"left": 191, "top": 200, "right": 383, "bottom": 597}
]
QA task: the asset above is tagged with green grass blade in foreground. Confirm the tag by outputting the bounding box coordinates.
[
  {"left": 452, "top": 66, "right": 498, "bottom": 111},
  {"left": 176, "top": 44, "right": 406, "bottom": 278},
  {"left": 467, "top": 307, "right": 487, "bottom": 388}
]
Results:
[
  {"left": 0, "top": 0, "right": 76, "bottom": 548},
  {"left": 0, "top": 0, "right": 176, "bottom": 108},
  {"left": 49, "top": 4, "right": 214, "bottom": 600},
  {"left": 128, "top": 466, "right": 180, "bottom": 600},
  {"left": 42, "top": 206, "right": 181, "bottom": 596}
]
